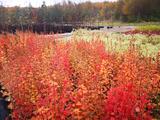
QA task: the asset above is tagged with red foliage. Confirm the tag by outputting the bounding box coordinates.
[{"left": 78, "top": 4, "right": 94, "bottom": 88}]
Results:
[
  {"left": 0, "top": 33, "right": 159, "bottom": 119},
  {"left": 104, "top": 83, "right": 152, "bottom": 120}
]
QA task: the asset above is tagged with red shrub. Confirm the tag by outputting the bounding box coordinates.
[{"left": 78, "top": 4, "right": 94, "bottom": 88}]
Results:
[
  {"left": 104, "top": 83, "right": 152, "bottom": 120},
  {"left": 0, "top": 33, "right": 159, "bottom": 119}
]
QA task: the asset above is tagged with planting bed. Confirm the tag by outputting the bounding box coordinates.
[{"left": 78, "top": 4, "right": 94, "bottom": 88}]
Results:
[{"left": 0, "top": 32, "right": 160, "bottom": 119}]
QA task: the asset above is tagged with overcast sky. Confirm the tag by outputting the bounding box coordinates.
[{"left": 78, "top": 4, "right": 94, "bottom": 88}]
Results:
[{"left": 1, "top": 0, "right": 117, "bottom": 7}]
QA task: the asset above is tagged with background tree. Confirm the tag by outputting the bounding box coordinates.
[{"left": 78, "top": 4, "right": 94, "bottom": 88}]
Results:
[
  {"left": 37, "top": 1, "right": 48, "bottom": 23},
  {"left": 0, "top": 0, "right": 160, "bottom": 27}
]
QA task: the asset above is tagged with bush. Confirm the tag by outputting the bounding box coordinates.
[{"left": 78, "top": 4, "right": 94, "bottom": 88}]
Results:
[
  {"left": 0, "top": 32, "right": 160, "bottom": 119},
  {"left": 104, "top": 83, "right": 152, "bottom": 120}
]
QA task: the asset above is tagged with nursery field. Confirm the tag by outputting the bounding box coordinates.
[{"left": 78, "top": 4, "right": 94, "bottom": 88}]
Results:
[{"left": 0, "top": 27, "right": 160, "bottom": 119}]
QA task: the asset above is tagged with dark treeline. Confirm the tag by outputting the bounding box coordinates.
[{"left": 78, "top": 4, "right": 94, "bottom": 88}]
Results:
[{"left": 0, "top": 0, "right": 160, "bottom": 28}]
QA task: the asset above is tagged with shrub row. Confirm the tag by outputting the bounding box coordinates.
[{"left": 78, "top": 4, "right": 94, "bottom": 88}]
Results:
[{"left": 0, "top": 33, "right": 160, "bottom": 119}]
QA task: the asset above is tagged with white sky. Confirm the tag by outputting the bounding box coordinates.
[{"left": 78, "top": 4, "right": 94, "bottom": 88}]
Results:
[{"left": 1, "top": 0, "right": 117, "bottom": 7}]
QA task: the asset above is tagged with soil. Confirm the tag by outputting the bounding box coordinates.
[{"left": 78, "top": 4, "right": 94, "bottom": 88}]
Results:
[{"left": 0, "top": 85, "right": 11, "bottom": 120}]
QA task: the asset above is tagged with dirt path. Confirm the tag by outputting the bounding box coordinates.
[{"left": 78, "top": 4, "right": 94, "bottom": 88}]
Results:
[
  {"left": 101, "top": 26, "right": 136, "bottom": 33},
  {"left": 43, "top": 26, "right": 136, "bottom": 39}
]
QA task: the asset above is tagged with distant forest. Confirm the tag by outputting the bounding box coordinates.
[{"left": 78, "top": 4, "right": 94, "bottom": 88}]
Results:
[{"left": 0, "top": 0, "right": 160, "bottom": 26}]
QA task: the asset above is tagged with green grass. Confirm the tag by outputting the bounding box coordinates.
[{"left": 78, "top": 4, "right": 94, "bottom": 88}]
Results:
[
  {"left": 136, "top": 25, "right": 160, "bottom": 31},
  {"left": 94, "top": 21, "right": 160, "bottom": 27}
]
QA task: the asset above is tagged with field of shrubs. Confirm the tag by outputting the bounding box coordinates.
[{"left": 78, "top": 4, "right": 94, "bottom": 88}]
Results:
[{"left": 0, "top": 31, "right": 160, "bottom": 119}]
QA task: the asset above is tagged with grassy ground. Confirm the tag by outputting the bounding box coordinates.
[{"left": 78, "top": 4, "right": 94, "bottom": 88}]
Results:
[
  {"left": 94, "top": 21, "right": 160, "bottom": 26},
  {"left": 136, "top": 25, "right": 160, "bottom": 31}
]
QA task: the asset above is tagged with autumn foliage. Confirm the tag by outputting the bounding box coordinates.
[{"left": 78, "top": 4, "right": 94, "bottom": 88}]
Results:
[
  {"left": 0, "top": 32, "right": 160, "bottom": 119},
  {"left": 104, "top": 84, "right": 152, "bottom": 120}
]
